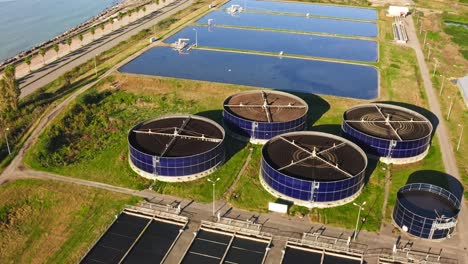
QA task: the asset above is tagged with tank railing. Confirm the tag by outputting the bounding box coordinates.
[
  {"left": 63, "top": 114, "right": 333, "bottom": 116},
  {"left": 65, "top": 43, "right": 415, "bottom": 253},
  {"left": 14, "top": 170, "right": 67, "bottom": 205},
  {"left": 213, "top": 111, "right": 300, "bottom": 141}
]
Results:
[
  {"left": 287, "top": 236, "right": 366, "bottom": 256},
  {"left": 200, "top": 220, "right": 272, "bottom": 238},
  {"left": 342, "top": 121, "right": 432, "bottom": 143},
  {"left": 125, "top": 203, "right": 189, "bottom": 223},
  {"left": 400, "top": 183, "right": 461, "bottom": 209},
  {"left": 377, "top": 248, "right": 458, "bottom": 264}
]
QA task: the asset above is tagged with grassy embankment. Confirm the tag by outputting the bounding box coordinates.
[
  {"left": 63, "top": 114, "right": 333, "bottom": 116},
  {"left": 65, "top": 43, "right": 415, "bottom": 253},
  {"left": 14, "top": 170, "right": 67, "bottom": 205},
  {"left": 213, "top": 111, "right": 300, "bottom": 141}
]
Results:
[
  {"left": 414, "top": 8, "right": 468, "bottom": 197},
  {"left": 0, "top": 179, "right": 138, "bottom": 263},
  {"left": 26, "top": 5, "right": 446, "bottom": 232}
]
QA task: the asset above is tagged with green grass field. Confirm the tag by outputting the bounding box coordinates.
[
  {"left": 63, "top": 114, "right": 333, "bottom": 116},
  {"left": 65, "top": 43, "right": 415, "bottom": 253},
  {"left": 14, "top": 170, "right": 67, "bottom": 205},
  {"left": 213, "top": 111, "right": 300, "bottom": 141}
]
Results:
[{"left": 0, "top": 179, "right": 138, "bottom": 263}]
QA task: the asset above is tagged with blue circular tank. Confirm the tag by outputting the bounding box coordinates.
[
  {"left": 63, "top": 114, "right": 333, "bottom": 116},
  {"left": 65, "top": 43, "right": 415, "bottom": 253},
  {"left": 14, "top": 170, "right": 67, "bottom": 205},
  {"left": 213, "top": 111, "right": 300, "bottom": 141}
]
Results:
[
  {"left": 223, "top": 90, "right": 308, "bottom": 144},
  {"left": 260, "top": 131, "right": 367, "bottom": 208},
  {"left": 128, "top": 114, "right": 225, "bottom": 182},
  {"left": 393, "top": 183, "right": 460, "bottom": 240},
  {"left": 342, "top": 103, "right": 433, "bottom": 164}
]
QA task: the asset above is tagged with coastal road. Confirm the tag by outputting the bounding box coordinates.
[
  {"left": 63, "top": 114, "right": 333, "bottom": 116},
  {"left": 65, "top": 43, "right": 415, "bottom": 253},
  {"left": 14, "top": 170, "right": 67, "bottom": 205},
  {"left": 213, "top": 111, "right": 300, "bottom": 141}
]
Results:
[{"left": 18, "top": 0, "right": 192, "bottom": 99}]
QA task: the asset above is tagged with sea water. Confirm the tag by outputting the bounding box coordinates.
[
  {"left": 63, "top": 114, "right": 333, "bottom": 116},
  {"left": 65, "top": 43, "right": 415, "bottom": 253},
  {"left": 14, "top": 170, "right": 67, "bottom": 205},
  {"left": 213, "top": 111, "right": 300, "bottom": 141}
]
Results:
[{"left": 0, "top": 0, "right": 118, "bottom": 61}]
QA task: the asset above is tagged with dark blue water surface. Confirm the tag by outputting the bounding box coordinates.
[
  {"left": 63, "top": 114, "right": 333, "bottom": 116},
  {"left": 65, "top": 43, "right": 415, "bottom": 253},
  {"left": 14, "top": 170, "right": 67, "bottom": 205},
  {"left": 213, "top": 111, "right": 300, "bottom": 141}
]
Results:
[
  {"left": 165, "top": 26, "right": 377, "bottom": 62},
  {"left": 221, "top": 0, "right": 377, "bottom": 20},
  {"left": 119, "top": 47, "right": 378, "bottom": 99},
  {"left": 196, "top": 11, "right": 377, "bottom": 38}
]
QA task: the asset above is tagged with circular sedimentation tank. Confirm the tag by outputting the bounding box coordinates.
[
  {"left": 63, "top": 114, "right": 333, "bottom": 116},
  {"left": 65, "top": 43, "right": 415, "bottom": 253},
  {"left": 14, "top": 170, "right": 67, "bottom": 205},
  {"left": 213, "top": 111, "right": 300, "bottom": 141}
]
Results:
[
  {"left": 342, "top": 103, "right": 433, "bottom": 164},
  {"left": 393, "top": 183, "right": 460, "bottom": 240},
  {"left": 260, "top": 131, "right": 367, "bottom": 208},
  {"left": 128, "top": 114, "right": 225, "bottom": 182},
  {"left": 223, "top": 90, "right": 308, "bottom": 144}
]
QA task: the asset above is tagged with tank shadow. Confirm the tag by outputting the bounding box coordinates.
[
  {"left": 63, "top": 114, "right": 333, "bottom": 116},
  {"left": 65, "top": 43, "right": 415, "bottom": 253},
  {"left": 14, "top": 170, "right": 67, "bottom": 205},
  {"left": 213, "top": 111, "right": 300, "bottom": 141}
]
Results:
[
  {"left": 374, "top": 101, "right": 439, "bottom": 141},
  {"left": 406, "top": 170, "right": 464, "bottom": 200},
  {"left": 282, "top": 92, "right": 330, "bottom": 127},
  {"left": 309, "top": 124, "right": 342, "bottom": 136},
  {"left": 195, "top": 109, "right": 248, "bottom": 162}
]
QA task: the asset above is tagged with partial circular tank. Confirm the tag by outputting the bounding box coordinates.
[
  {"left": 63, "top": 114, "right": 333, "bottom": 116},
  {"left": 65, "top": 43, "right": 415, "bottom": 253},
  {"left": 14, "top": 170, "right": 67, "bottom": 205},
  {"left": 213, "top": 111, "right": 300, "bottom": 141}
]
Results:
[
  {"left": 260, "top": 131, "right": 367, "bottom": 208},
  {"left": 128, "top": 114, "right": 225, "bottom": 182},
  {"left": 223, "top": 90, "right": 308, "bottom": 144}
]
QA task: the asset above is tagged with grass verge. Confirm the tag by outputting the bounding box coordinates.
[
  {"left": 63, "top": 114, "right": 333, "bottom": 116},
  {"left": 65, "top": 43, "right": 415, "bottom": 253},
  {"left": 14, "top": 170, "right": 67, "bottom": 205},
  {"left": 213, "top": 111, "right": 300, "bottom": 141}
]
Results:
[{"left": 0, "top": 179, "right": 138, "bottom": 263}]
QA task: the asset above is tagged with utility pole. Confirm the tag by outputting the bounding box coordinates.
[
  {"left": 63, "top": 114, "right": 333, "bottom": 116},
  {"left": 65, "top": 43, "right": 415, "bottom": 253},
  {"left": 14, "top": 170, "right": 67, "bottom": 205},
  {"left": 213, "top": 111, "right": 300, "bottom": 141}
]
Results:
[
  {"left": 192, "top": 28, "right": 198, "bottom": 47},
  {"left": 207, "top": 177, "right": 220, "bottom": 216},
  {"left": 432, "top": 59, "right": 439, "bottom": 77},
  {"left": 439, "top": 75, "right": 445, "bottom": 96},
  {"left": 419, "top": 22, "right": 423, "bottom": 34},
  {"left": 4, "top": 127, "right": 11, "bottom": 155},
  {"left": 457, "top": 124, "right": 464, "bottom": 151},
  {"left": 423, "top": 31, "right": 427, "bottom": 47},
  {"left": 447, "top": 96, "right": 455, "bottom": 121},
  {"left": 353, "top": 201, "right": 366, "bottom": 240}
]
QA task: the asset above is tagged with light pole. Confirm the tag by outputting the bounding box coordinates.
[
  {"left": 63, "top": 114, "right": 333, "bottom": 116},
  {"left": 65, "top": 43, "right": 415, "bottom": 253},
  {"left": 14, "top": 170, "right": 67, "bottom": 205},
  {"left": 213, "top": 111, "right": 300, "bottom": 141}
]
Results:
[
  {"left": 423, "top": 31, "right": 427, "bottom": 47},
  {"left": 207, "top": 177, "right": 220, "bottom": 216},
  {"left": 192, "top": 28, "right": 198, "bottom": 47},
  {"left": 457, "top": 124, "right": 464, "bottom": 151},
  {"left": 447, "top": 96, "right": 454, "bottom": 121},
  {"left": 4, "top": 127, "right": 11, "bottom": 155},
  {"left": 439, "top": 75, "right": 445, "bottom": 96},
  {"left": 432, "top": 59, "right": 438, "bottom": 77},
  {"left": 353, "top": 201, "right": 366, "bottom": 240}
]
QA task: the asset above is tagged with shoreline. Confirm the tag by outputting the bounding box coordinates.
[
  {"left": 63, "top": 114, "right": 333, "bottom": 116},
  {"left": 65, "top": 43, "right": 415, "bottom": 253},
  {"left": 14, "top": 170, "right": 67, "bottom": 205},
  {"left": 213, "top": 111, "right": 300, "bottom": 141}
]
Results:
[{"left": 0, "top": 0, "right": 133, "bottom": 69}]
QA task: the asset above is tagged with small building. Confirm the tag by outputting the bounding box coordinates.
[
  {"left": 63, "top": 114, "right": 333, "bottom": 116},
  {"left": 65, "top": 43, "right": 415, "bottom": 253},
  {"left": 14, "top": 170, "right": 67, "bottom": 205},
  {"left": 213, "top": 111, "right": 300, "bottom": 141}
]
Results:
[
  {"left": 387, "top": 6, "right": 410, "bottom": 17},
  {"left": 457, "top": 76, "right": 468, "bottom": 107}
]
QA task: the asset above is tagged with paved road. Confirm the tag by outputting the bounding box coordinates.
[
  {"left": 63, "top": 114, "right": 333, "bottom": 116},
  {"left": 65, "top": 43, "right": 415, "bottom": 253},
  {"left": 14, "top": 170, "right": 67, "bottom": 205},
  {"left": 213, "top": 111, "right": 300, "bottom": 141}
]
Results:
[
  {"left": 405, "top": 16, "right": 468, "bottom": 262},
  {"left": 18, "top": 0, "right": 191, "bottom": 99}
]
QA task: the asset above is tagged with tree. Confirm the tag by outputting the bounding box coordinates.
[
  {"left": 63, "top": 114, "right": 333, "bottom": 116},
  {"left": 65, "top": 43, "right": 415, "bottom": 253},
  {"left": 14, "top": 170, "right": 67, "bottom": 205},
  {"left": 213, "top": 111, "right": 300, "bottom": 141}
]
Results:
[
  {"left": 136, "top": 6, "right": 141, "bottom": 18},
  {"left": 162, "top": 0, "right": 166, "bottom": 4},
  {"left": 0, "top": 80, "right": 7, "bottom": 123},
  {"left": 78, "top": 34, "right": 84, "bottom": 46},
  {"left": 100, "top": 23, "right": 105, "bottom": 34},
  {"left": 110, "top": 18, "right": 114, "bottom": 31},
  {"left": 53, "top": 43, "right": 59, "bottom": 58},
  {"left": 2, "top": 65, "right": 20, "bottom": 111},
  {"left": 155, "top": 0, "right": 159, "bottom": 6},
  {"left": 90, "top": 26, "right": 96, "bottom": 40},
  {"left": 128, "top": 10, "right": 133, "bottom": 22},
  {"left": 118, "top": 11, "right": 124, "bottom": 22},
  {"left": 142, "top": 6, "right": 146, "bottom": 15},
  {"left": 39, "top": 47, "right": 46, "bottom": 65},
  {"left": 66, "top": 37, "right": 72, "bottom": 51},
  {"left": 25, "top": 55, "right": 32, "bottom": 72},
  {"left": 63, "top": 71, "right": 75, "bottom": 86}
]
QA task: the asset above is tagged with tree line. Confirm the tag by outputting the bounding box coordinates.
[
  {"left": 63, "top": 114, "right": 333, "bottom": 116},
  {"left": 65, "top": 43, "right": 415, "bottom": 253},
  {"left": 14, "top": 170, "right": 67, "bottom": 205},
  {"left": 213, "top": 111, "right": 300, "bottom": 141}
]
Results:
[{"left": 0, "top": 65, "right": 20, "bottom": 125}]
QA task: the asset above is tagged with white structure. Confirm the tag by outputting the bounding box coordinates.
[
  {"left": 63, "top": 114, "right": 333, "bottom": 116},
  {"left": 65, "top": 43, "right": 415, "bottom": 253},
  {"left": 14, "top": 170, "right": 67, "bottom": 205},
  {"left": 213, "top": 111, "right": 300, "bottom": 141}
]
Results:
[
  {"left": 171, "top": 38, "right": 190, "bottom": 51},
  {"left": 457, "top": 76, "right": 468, "bottom": 107},
  {"left": 387, "top": 6, "right": 410, "bottom": 17},
  {"left": 268, "top": 202, "right": 288, "bottom": 214},
  {"left": 226, "top": 4, "right": 243, "bottom": 14}
]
